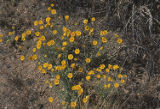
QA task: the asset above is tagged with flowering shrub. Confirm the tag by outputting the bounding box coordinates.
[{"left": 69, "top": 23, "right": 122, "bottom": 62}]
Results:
[{"left": 1, "top": 2, "right": 127, "bottom": 109}]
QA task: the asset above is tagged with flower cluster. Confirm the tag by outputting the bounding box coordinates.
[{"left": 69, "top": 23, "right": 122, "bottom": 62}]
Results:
[{"left": 7, "top": 2, "right": 127, "bottom": 108}]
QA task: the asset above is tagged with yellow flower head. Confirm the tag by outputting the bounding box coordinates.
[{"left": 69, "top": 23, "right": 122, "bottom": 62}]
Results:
[
  {"left": 34, "top": 20, "right": 38, "bottom": 26},
  {"left": 35, "top": 32, "right": 40, "bottom": 37},
  {"left": 61, "top": 60, "right": 66, "bottom": 65},
  {"left": 15, "top": 36, "right": 19, "bottom": 41},
  {"left": 65, "top": 15, "right": 69, "bottom": 21},
  {"left": 54, "top": 79, "right": 59, "bottom": 85},
  {"left": 113, "top": 65, "right": 119, "bottom": 70},
  {"left": 91, "top": 17, "right": 96, "bottom": 22},
  {"left": 74, "top": 49, "right": 80, "bottom": 54},
  {"left": 46, "top": 17, "right": 51, "bottom": 22},
  {"left": 70, "top": 63, "right": 76, "bottom": 68},
  {"left": 102, "top": 37, "right": 107, "bottom": 43},
  {"left": 117, "top": 38, "right": 123, "bottom": 44},
  {"left": 48, "top": 97, "right": 54, "bottom": 103},
  {"left": 85, "top": 58, "right": 91, "bottom": 63},
  {"left": 83, "top": 19, "right": 88, "bottom": 24},
  {"left": 53, "top": 30, "right": 57, "bottom": 35},
  {"left": 68, "top": 54, "right": 73, "bottom": 60},
  {"left": 114, "top": 83, "right": 119, "bottom": 88},
  {"left": 62, "top": 41, "right": 67, "bottom": 46},
  {"left": 69, "top": 37, "right": 74, "bottom": 43},
  {"left": 71, "top": 102, "right": 77, "bottom": 108},
  {"left": 84, "top": 26, "right": 90, "bottom": 31},
  {"left": 68, "top": 73, "right": 73, "bottom": 79},
  {"left": 93, "top": 40, "right": 97, "bottom": 45},
  {"left": 48, "top": 64, "right": 52, "bottom": 70},
  {"left": 76, "top": 31, "right": 81, "bottom": 36},
  {"left": 86, "top": 76, "right": 91, "bottom": 81},
  {"left": 26, "top": 30, "right": 31, "bottom": 35},
  {"left": 51, "top": 9, "right": 56, "bottom": 15},
  {"left": 20, "top": 56, "right": 25, "bottom": 61},
  {"left": 56, "top": 74, "right": 60, "bottom": 79}
]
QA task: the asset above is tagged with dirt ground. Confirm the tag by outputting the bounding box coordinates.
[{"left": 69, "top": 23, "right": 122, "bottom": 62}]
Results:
[{"left": 0, "top": 44, "right": 61, "bottom": 109}]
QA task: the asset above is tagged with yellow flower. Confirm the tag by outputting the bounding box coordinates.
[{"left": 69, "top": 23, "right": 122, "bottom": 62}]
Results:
[
  {"left": 35, "top": 32, "right": 40, "bottom": 36},
  {"left": 68, "top": 54, "right": 73, "bottom": 60},
  {"left": 72, "top": 85, "right": 81, "bottom": 90},
  {"left": 54, "top": 79, "right": 59, "bottom": 85},
  {"left": 32, "top": 54, "right": 37, "bottom": 60},
  {"left": 108, "top": 64, "right": 112, "bottom": 69},
  {"left": 53, "top": 30, "right": 57, "bottom": 35},
  {"left": 108, "top": 77, "right": 112, "bottom": 81},
  {"left": 15, "top": 36, "right": 19, "bottom": 41},
  {"left": 113, "top": 65, "right": 119, "bottom": 70},
  {"left": 34, "top": 20, "right": 38, "bottom": 26},
  {"left": 124, "top": 74, "right": 127, "bottom": 78},
  {"left": 74, "top": 49, "right": 80, "bottom": 54},
  {"left": 121, "top": 79, "right": 125, "bottom": 83},
  {"left": 114, "top": 83, "right": 119, "bottom": 88},
  {"left": 103, "top": 30, "right": 108, "bottom": 35},
  {"left": 76, "top": 31, "right": 81, "bottom": 36},
  {"left": 96, "top": 74, "right": 101, "bottom": 78},
  {"left": 48, "top": 64, "right": 52, "bottom": 70},
  {"left": 84, "top": 26, "right": 89, "bottom": 31},
  {"left": 70, "top": 102, "right": 77, "bottom": 108},
  {"left": 74, "top": 58, "right": 78, "bottom": 61},
  {"left": 117, "top": 38, "right": 123, "bottom": 44},
  {"left": 20, "top": 56, "right": 25, "bottom": 61},
  {"left": 78, "top": 67, "right": 83, "bottom": 72},
  {"left": 38, "top": 65, "right": 42, "bottom": 71},
  {"left": 99, "top": 64, "right": 105, "bottom": 69},
  {"left": 65, "top": 15, "right": 69, "bottom": 21},
  {"left": 46, "top": 17, "right": 51, "bottom": 22},
  {"left": 88, "top": 70, "right": 94, "bottom": 75},
  {"left": 86, "top": 76, "right": 91, "bottom": 81},
  {"left": 83, "top": 97, "right": 88, "bottom": 103},
  {"left": 105, "top": 68, "right": 110, "bottom": 73},
  {"left": 51, "top": 9, "right": 56, "bottom": 15},
  {"left": 68, "top": 73, "right": 73, "bottom": 79},
  {"left": 104, "top": 84, "right": 107, "bottom": 88},
  {"left": 63, "top": 26, "right": 67, "bottom": 32},
  {"left": 50, "top": 3, "right": 54, "bottom": 7},
  {"left": 38, "top": 20, "right": 43, "bottom": 24},
  {"left": 71, "top": 32, "right": 75, "bottom": 37},
  {"left": 70, "top": 63, "right": 76, "bottom": 68},
  {"left": 102, "top": 37, "right": 107, "bottom": 43},
  {"left": 85, "top": 58, "right": 91, "bottom": 63},
  {"left": 78, "top": 88, "right": 83, "bottom": 95},
  {"left": 51, "top": 68, "right": 55, "bottom": 72},
  {"left": 56, "top": 74, "right": 60, "bottom": 79},
  {"left": 96, "top": 52, "right": 101, "bottom": 56},
  {"left": 93, "top": 40, "right": 97, "bottom": 45},
  {"left": 61, "top": 60, "right": 66, "bottom": 65},
  {"left": 48, "top": 97, "right": 54, "bottom": 103},
  {"left": 91, "top": 17, "right": 95, "bottom": 22},
  {"left": 48, "top": 7, "right": 51, "bottom": 11},
  {"left": 40, "top": 35, "right": 46, "bottom": 41},
  {"left": 57, "top": 54, "right": 62, "bottom": 58},
  {"left": 62, "top": 41, "right": 67, "bottom": 46},
  {"left": 83, "top": 19, "right": 88, "bottom": 24},
  {"left": 107, "top": 84, "right": 111, "bottom": 88},
  {"left": 40, "top": 25, "right": 44, "bottom": 30},
  {"left": 102, "top": 75, "right": 106, "bottom": 79},
  {"left": 41, "top": 69, "right": 46, "bottom": 74},
  {"left": 26, "top": 30, "right": 31, "bottom": 35},
  {"left": 69, "top": 37, "right": 74, "bottom": 43},
  {"left": 32, "top": 48, "right": 36, "bottom": 52},
  {"left": 43, "top": 63, "right": 48, "bottom": 68}
]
